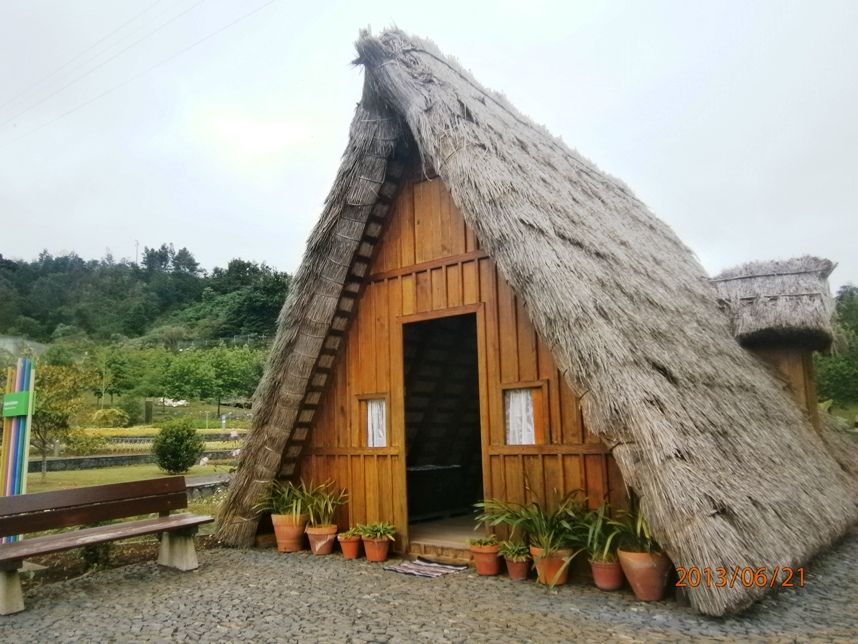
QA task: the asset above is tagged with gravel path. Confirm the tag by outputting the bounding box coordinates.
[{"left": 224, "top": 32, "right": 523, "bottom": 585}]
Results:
[{"left": 2, "top": 528, "right": 856, "bottom": 643}]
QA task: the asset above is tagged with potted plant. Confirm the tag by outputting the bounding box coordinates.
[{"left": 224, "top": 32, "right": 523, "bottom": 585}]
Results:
[
  {"left": 584, "top": 500, "right": 624, "bottom": 591},
  {"left": 613, "top": 504, "right": 671, "bottom": 601},
  {"left": 304, "top": 480, "right": 348, "bottom": 555},
  {"left": 357, "top": 522, "right": 396, "bottom": 562},
  {"left": 337, "top": 527, "right": 362, "bottom": 560},
  {"left": 498, "top": 540, "right": 530, "bottom": 581},
  {"left": 255, "top": 480, "right": 308, "bottom": 552},
  {"left": 468, "top": 535, "right": 501, "bottom": 576},
  {"left": 475, "top": 490, "right": 587, "bottom": 587}
]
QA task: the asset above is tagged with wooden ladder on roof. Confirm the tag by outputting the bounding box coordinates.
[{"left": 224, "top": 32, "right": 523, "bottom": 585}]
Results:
[{"left": 275, "top": 159, "right": 407, "bottom": 480}]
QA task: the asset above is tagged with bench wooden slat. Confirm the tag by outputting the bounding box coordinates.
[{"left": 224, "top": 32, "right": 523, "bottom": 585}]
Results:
[
  {"left": 0, "top": 513, "right": 213, "bottom": 566},
  {"left": 0, "top": 477, "right": 187, "bottom": 516},
  {"left": 0, "top": 491, "right": 189, "bottom": 538}
]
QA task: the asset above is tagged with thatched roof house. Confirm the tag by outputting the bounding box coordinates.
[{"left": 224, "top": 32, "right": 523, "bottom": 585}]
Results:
[
  {"left": 218, "top": 29, "right": 858, "bottom": 616},
  {"left": 712, "top": 256, "right": 836, "bottom": 350}
]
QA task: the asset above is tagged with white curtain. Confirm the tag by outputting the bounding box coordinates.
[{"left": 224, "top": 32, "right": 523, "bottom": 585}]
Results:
[
  {"left": 505, "top": 389, "right": 535, "bottom": 445},
  {"left": 367, "top": 399, "right": 387, "bottom": 447}
]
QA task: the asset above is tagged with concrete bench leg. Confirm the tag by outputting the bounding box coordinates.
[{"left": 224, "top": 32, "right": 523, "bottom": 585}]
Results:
[
  {"left": 157, "top": 532, "right": 199, "bottom": 571},
  {"left": 0, "top": 569, "right": 24, "bottom": 615}
]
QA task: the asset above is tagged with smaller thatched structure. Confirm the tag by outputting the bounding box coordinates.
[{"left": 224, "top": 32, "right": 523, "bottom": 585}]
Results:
[{"left": 712, "top": 256, "right": 836, "bottom": 350}]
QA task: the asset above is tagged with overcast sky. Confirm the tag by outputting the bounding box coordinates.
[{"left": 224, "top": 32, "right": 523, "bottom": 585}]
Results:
[{"left": 1, "top": 0, "right": 856, "bottom": 290}]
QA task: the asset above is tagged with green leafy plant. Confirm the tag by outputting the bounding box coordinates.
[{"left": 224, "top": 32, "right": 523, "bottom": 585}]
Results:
[
  {"left": 498, "top": 540, "right": 530, "bottom": 562},
  {"left": 584, "top": 500, "right": 621, "bottom": 563},
  {"left": 64, "top": 429, "right": 109, "bottom": 456},
  {"left": 338, "top": 526, "right": 361, "bottom": 538},
  {"left": 468, "top": 535, "right": 498, "bottom": 547},
  {"left": 611, "top": 503, "right": 661, "bottom": 554},
  {"left": 356, "top": 522, "right": 396, "bottom": 540},
  {"left": 475, "top": 489, "right": 589, "bottom": 588},
  {"left": 90, "top": 408, "right": 130, "bottom": 428},
  {"left": 152, "top": 418, "right": 204, "bottom": 474},
  {"left": 81, "top": 521, "right": 114, "bottom": 569},
  {"left": 474, "top": 489, "right": 588, "bottom": 556},
  {"left": 117, "top": 396, "right": 144, "bottom": 426},
  {"left": 303, "top": 479, "right": 348, "bottom": 526},
  {"left": 254, "top": 480, "right": 308, "bottom": 518}
]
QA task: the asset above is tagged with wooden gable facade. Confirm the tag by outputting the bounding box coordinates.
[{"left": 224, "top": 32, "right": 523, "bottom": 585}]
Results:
[{"left": 297, "top": 177, "right": 626, "bottom": 552}]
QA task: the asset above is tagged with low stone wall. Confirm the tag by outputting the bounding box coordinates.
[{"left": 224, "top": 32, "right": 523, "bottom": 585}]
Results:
[
  {"left": 186, "top": 473, "right": 231, "bottom": 500},
  {"left": 28, "top": 451, "right": 235, "bottom": 473}
]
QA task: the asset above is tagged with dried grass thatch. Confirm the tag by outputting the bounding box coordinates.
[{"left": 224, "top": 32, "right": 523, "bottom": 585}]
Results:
[
  {"left": 712, "top": 256, "right": 836, "bottom": 350},
  {"left": 217, "top": 29, "right": 858, "bottom": 615}
]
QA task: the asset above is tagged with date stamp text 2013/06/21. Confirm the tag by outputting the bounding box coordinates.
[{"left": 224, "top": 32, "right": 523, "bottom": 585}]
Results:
[{"left": 675, "top": 566, "right": 805, "bottom": 589}]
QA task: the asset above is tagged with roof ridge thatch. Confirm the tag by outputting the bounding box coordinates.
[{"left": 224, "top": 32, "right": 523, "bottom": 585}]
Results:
[
  {"left": 712, "top": 255, "right": 836, "bottom": 350},
  {"left": 217, "top": 28, "right": 858, "bottom": 616},
  {"left": 713, "top": 255, "right": 836, "bottom": 281}
]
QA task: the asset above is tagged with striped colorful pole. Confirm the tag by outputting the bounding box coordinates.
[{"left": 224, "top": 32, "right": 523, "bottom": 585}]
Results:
[{"left": 1, "top": 358, "right": 35, "bottom": 542}]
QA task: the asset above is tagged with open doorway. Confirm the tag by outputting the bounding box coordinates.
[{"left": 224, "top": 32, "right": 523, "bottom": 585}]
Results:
[{"left": 403, "top": 313, "right": 482, "bottom": 552}]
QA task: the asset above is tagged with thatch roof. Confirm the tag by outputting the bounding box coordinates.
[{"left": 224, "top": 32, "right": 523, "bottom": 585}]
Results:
[
  {"left": 712, "top": 256, "right": 836, "bottom": 350},
  {"left": 217, "top": 29, "right": 858, "bottom": 615}
]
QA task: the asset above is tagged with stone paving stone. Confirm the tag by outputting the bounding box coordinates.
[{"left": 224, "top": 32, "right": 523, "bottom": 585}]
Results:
[{"left": 0, "top": 527, "right": 856, "bottom": 642}]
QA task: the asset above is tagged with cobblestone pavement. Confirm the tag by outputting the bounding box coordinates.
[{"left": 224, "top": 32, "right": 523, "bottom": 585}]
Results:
[{"left": 2, "top": 528, "right": 856, "bottom": 643}]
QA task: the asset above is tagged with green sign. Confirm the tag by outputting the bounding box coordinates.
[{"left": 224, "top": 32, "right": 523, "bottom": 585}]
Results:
[{"left": 2, "top": 391, "right": 31, "bottom": 417}]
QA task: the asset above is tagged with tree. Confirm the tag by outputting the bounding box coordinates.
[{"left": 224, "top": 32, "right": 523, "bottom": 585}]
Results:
[
  {"left": 817, "top": 284, "right": 858, "bottom": 405},
  {"left": 162, "top": 350, "right": 217, "bottom": 400},
  {"left": 172, "top": 247, "right": 200, "bottom": 275},
  {"left": 31, "top": 364, "right": 93, "bottom": 479},
  {"left": 142, "top": 244, "right": 174, "bottom": 273},
  {"left": 89, "top": 345, "right": 133, "bottom": 406},
  {"left": 208, "top": 346, "right": 263, "bottom": 415},
  {"left": 835, "top": 285, "right": 858, "bottom": 335}
]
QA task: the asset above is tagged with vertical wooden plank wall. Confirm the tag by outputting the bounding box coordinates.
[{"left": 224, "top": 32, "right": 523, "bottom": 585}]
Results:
[
  {"left": 301, "top": 179, "right": 626, "bottom": 545},
  {"left": 750, "top": 346, "right": 820, "bottom": 431}
]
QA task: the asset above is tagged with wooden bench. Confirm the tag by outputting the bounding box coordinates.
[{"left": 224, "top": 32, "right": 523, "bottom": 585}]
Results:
[{"left": 0, "top": 476, "right": 213, "bottom": 615}]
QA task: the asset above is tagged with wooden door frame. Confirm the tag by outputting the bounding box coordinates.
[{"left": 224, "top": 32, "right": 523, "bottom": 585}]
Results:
[{"left": 392, "top": 303, "right": 488, "bottom": 552}]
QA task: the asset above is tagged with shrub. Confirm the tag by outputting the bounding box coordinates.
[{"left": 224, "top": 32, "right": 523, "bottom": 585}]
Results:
[
  {"left": 117, "top": 396, "right": 144, "bottom": 426},
  {"left": 80, "top": 520, "right": 115, "bottom": 569},
  {"left": 152, "top": 418, "right": 204, "bottom": 474},
  {"left": 90, "top": 408, "right": 130, "bottom": 428},
  {"left": 65, "top": 429, "right": 109, "bottom": 456}
]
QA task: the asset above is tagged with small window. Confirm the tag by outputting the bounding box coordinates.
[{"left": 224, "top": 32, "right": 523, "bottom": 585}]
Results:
[
  {"left": 503, "top": 385, "right": 546, "bottom": 445},
  {"left": 363, "top": 398, "right": 387, "bottom": 447}
]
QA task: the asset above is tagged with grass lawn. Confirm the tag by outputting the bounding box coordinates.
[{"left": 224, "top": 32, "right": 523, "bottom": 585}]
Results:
[
  {"left": 830, "top": 402, "right": 858, "bottom": 424},
  {"left": 25, "top": 463, "right": 233, "bottom": 494}
]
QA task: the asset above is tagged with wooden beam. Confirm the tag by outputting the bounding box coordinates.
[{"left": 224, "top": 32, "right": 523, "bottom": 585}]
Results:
[{"left": 369, "top": 251, "right": 489, "bottom": 282}]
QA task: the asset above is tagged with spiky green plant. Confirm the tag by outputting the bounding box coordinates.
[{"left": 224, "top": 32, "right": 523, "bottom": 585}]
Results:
[
  {"left": 584, "top": 500, "right": 621, "bottom": 563},
  {"left": 498, "top": 540, "right": 530, "bottom": 562},
  {"left": 468, "top": 535, "right": 499, "bottom": 547},
  {"left": 610, "top": 502, "right": 662, "bottom": 554},
  {"left": 356, "top": 522, "right": 396, "bottom": 540},
  {"left": 254, "top": 480, "right": 308, "bottom": 519},
  {"left": 474, "top": 489, "right": 588, "bottom": 556},
  {"left": 303, "top": 479, "right": 349, "bottom": 526}
]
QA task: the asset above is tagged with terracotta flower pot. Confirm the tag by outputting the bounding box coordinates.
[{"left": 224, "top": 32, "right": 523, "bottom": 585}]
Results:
[
  {"left": 362, "top": 537, "right": 391, "bottom": 562},
  {"left": 271, "top": 514, "right": 308, "bottom": 552},
  {"left": 505, "top": 557, "right": 530, "bottom": 581},
  {"left": 590, "top": 560, "right": 624, "bottom": 591},
  {"left": 530, "top": 546, "right": 573, "bottom": 586},
  {"left": 470, "top": 544, "right": 501, "bottom": 576},
  {"left": 338, "top": 535, "right": 361, "bottom": 560},
  {"left": 617, "top": 549, "right": 671, "bottom": 601},
  {"left": 306, "top": 525, "right": 338, "bottom": 555}
]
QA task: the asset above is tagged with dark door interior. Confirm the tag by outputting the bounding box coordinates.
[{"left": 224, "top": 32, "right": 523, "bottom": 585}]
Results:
[{"left": 403, "top": 313, "right": 483, "bottom": 521}]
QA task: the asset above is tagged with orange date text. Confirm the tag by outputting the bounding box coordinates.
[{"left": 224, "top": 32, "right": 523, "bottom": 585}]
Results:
[{"left": 675, "top": 566, "right": 805, "bottom": 589}]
